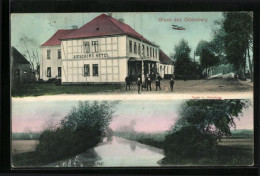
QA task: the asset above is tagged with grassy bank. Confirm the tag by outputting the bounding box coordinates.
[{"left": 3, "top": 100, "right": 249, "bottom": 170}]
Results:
[
  {"left": 115, "top": 130, "right": 254, "bottom": 166},
  {"left": 12, "top": 83, "right": 121, "bottom": 97}
]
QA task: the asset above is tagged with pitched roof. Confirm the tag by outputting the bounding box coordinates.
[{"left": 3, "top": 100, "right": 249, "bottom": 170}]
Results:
[
  {"left": 41, "top": 29, "right": 76, "bottom": 46},
  {"left": 159, "top": 49, "right": 173, "bottom": 64},
  {"left": 61, "top": 14, "right": 156, "bottom": 46},
  {"left": 11, "top": 47, "right": 30, "bottom": 64}
]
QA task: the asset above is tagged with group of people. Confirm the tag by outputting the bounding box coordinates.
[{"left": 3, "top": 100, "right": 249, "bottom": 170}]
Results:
[{"left": 125, "top": 74, "right": 175, "bottom": 94}]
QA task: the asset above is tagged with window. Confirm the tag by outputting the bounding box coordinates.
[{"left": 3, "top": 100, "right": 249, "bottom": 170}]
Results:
[
  {"left": 58, "top": 49, "right": 61, "bottom": 59},
  {"left": 138, "top": 44, "right": 141, "bottom": 54},
  {"left": 47, "top": 50, "right": 51, "bottom": 59},
  {"left": 58, "top": 67, "right": 61, "bottom": 77},
  {"left": 93, "top": 64, "right": 98, "bottom": 76},
  {"left": 150, "top": 47, "right": 152, "bottom": 57},
  {"left": 92, "top": 41, "right": 98, "bottom": 53},
  {"left": 142, "top": 45, "right": 145, "bottom": 56},
  {"left": 47, "top": 67, "right": 51, "bottom": 77},
  {"left": 153, "top": 48, "right": 154, "bottom": 57},
  {"left": 134, "top": 42, "right": 137, "bottom": 53},
  {"left": 83, "top": 41, "right": 90, "bottom": 53},
  {"left": 129, "top": 40, "right": 132, "bottom": 52},
  {"left": 84, "top": 64, "right": 90, "bottom": 76},
  {"left": 155, "top": 49, "right": 157, "bottom": 58},
  {"left": 147, "top": 46, "right": 149, "bottom": 56}
]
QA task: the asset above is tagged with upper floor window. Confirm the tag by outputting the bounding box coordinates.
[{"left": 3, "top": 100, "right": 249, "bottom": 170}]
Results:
[
  {"left": 147, "top": 46, "right": 149, "bottom": 56},
  {"left": 58, "top": 49, "right": 61, "bottom": 59},
  {"left": 129, "top": 40, "right": 132, "bottom": 52},
  {"left": 142, "top": 45, "right": 145, "bottom": 56},
  {"left": 47, "top": 50, "right": 51, "bottom": 59},
  {"left": 155, "top": 49, "right": 157, "bottom": 58},
  {"left": 83, "top": 41, "right": 90, "bottom": 53},
  {"left": 134, "top": 42, "right": 137, "bottom": 53},
  {"left": 153, "top": 48, "right": 154, "bottom": 57},
  {"left": 138, "top": 44, "right": 141, "bottom": 54},
  {"left": 92, "top": 41, "right": 98, "bottom": 53},
  {"left": 150, "top": 47, "right": 152, "bottom": 57}
]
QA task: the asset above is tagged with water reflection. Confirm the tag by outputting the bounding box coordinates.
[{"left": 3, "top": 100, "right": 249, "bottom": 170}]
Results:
[{"left": 46, "top": 137, "right": 164, "bottom": 167}]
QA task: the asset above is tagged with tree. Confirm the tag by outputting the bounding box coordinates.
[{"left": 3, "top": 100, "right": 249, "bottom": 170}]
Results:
[
  {"left": 35, "top": 101, "right": 120, "bottom": 163},
  {"left": 171, "top": 99, "right": 250, "bottom": 140},
  {"left": 18, "top": 35, "right": 40, "bottom": 73},
  {"left": 174, "top": 39, "right": 201, "bottom": 79},
  {"left": 223, "top": 12, "right": 253, "bottom": 80},
  {"left": 195, "top": 41, "right": 220, "bottom": 76},
  {"left": 164, "top": 99, "right": 251, "bottom": 160}
]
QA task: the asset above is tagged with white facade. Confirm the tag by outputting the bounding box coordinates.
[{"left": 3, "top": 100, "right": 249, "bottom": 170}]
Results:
[{"left": 40, "top": 45, "right": 62, "bottom": 80}]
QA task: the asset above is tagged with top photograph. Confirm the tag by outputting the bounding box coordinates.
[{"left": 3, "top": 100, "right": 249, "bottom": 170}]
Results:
[{"left": 11, "top": 12, "right": 254, "bottom": 97}]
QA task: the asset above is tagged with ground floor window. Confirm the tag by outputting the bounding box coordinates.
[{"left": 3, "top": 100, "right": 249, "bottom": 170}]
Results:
[
  {"left": 47, "top": 67, "right": 51, "bottom": 77},
  {"left": 93, "top": 64, "right": 98, "bottom": 76},
  {"left": 58, "top": 67, "right": 61, "bottom": 77},
  {"left": 84, "top": 64, "right": 90, "bottom": 76}
]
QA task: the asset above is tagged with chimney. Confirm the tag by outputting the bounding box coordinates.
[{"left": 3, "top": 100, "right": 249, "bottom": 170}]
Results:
[
  {"left": 118, "top": 18, "right": 124, "bottom": 23},
  {"left": 107, "top": 12, "right": 113, "bottom": 17},
  {"left": 71, "top": 25, "right": 78, "bottom": 29}
]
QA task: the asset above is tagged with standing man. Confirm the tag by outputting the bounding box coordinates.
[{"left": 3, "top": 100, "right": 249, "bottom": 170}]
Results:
[
  {"left": 137, "top": 77, "right": 141, "bottom": 94},
  {"left": 125, "top": 75, "right": 131, "bottom": 90},
  {"left": 169, "top": 78, "right": 175, "bottom": 92},
  {"left": 146, "top": 74, "right": 152, "bottom": 91},
  {"left": 156, "top": 73, "right": 162, "bottom": 91}
]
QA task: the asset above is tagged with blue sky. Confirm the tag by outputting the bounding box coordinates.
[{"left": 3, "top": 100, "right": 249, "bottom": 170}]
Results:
[{"left": 11, "top": 12, "right": 223, "bottom": 61}]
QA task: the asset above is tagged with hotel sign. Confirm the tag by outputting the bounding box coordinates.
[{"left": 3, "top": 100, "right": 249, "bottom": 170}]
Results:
[{"left": 73, "top": 53, "right": 109, "bottom": 59}]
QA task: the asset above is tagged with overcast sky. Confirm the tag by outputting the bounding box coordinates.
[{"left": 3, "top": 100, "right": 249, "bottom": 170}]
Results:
[
  {"left": 12, "top": 99, "right": 253, "bottom": 133},
  {"left": 11, "top": 12, "right": 223, "bottom": 60}
]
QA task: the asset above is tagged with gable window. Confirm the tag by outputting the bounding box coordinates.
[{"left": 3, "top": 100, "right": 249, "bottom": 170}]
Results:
[
  {"left": 138, "top": 44, "right": 141, "bottom": 54},
  {"left": 47, "top": 50, "right": 51, "bottom": 59},
  {"left": 83, "top": 41, "right": 90, "bottom": 53},
  {"left": 84, "top": 64, "right": 90, "bottom": 76},
  {"left": 93, "top": 64, "right": 99, "bottom": 76},
  {"left": 129, "top": 40, "right": 132, "bottom": 52},
  {"left": 47, "top": 67, "right": 51, "bottom": 77},
  {"left": 92, "top": 41, "right": 98, "bottom": 53},
  {"left": 58, "top": 49, "right": 61, "bottom": 59},
  {"left": 58, "top": 67, "right": 61, "bottom": 77},
  {"left": 134, "top": 42, "right": 137, "bottom": 53}
]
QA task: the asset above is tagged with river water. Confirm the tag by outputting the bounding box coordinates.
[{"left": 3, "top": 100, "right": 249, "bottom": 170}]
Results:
[{"left": 45, "top": 137, "right": 164, "bottom": 167}]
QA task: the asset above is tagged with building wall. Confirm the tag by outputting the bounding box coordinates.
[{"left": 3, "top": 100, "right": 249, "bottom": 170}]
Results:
[
  {"left": 12, "top": 63, "right": 31, "bottom": 84},
  {"left": 61, "top": 35, "right": 128, "bottom": 83},
  {"left": 40, "top": 45, "right": 62, "bottom": 80},
  {"left": 126, "top": 36, "right": 159, "bottom": 62},
  {"left": 158, "top": 63, "right": 174, "bottom": 78}
]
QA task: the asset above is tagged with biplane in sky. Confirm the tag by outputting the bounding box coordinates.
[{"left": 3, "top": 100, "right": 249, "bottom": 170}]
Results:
[{"left": 172, "top": 24, "right": 185, "bottom": 30}]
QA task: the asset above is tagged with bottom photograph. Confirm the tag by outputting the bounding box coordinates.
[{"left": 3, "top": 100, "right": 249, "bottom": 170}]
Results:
[{"left": 11, "top": 98, "right": 254, "bottom": 167}]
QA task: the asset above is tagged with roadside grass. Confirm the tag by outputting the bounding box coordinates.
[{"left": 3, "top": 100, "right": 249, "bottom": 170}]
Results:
[{"left": 11, "top": 83, "right": 121, "bottom": 97}]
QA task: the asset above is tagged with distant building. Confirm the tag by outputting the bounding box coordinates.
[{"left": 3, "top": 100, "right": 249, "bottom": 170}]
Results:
[
  {"left": 41, "top": 14, "right": 174, "bottom": 84},
  {"left": 11, "top": 47, "right": 31, "bottom": 85}
]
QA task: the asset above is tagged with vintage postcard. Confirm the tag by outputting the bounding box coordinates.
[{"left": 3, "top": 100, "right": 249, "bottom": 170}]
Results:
[{"left": 11, "top": 12, "right": 254, "bottom": 168}]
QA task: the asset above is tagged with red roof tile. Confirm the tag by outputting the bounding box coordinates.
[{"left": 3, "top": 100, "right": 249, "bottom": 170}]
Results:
[
  {"left": 61, "top": 14, "right": 156, "bottom": 46},
  {"left": 41, "top": 29, "right": 76, "bottom": 46},
  {"left": 159, "top": 49, "right": 173, "bottom": 64}
]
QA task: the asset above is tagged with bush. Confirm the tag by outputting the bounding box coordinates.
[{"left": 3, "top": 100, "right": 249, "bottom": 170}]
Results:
[
  {"left": 33, "top": 101, "right": 119, "bottom": 164},
  {"left": 164, "top": 126, "right": 217, "bottom": 159}
]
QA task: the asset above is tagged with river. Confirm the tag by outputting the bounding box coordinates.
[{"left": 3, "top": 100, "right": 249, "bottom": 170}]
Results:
[{"left": 44, "top": 137, "right": 164, "bottom": 167}]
